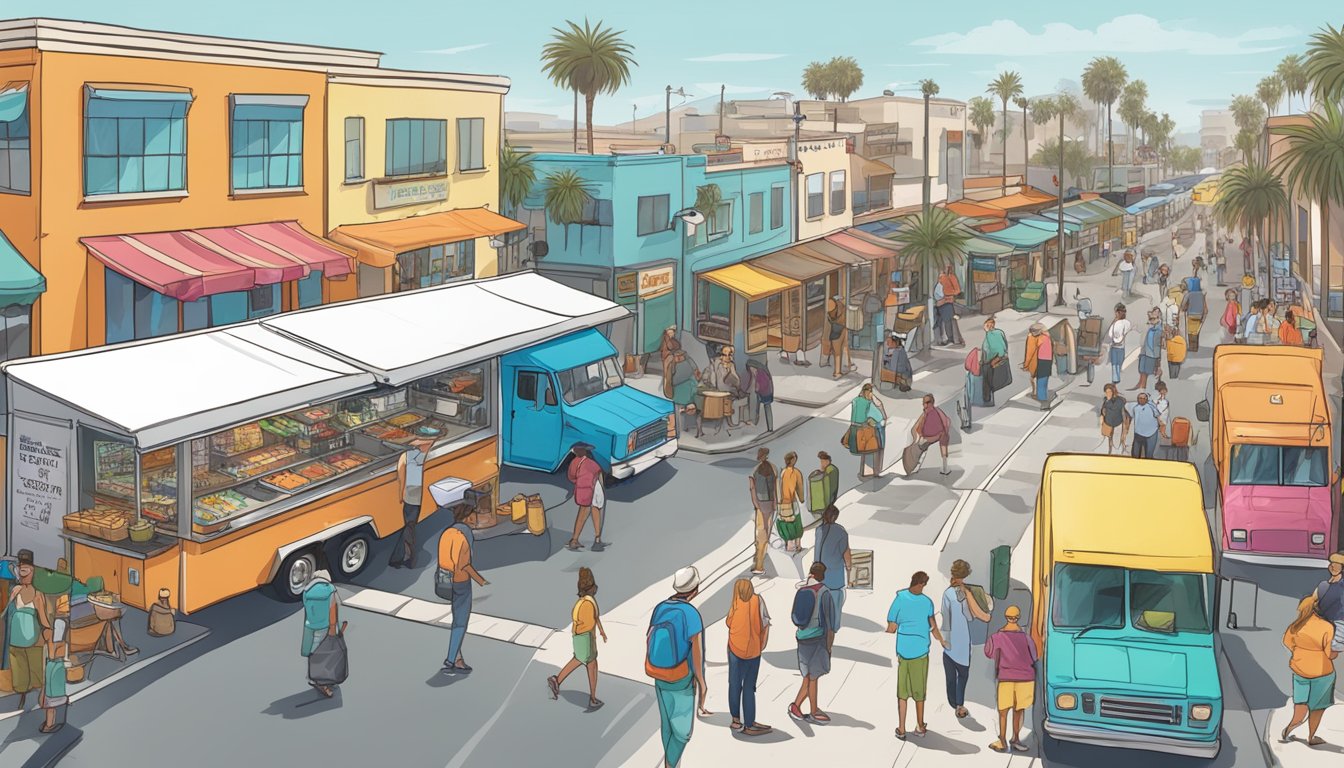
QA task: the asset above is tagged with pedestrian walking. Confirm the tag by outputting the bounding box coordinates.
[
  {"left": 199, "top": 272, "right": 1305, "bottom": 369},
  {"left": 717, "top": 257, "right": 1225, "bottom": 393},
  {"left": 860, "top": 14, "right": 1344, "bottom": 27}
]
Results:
[
  {"left": 299, "top": 562, "right": 339, "bottom": 697},
  {"left": 1280, "top": 310, "right": 1304, "bottom": 346},
  {"left": 1099, "top": 384, "right": 1128, "bottom": 454},
  {"left": 816, "top": 451, "right": 840, "bottom": 510},
  {"left": 777, "top": 452, "right": 805, "bottom": 552},
  {"left": 935, "top": 265, "right": 966, "bottom": 348},
  {"left": 847, "top": 383, "right": 887, "bottom": 479},
  {"left": 1153, "top": 380, "right": 1172, "bottom": 429},
  {"left": 1165, "top": 329, "right": 1187, "bottom": 379},
  {"left": 39, "top": 594, "right": 70, "bottom": 733},
  {"left": 986, "top": 605, "right": 1038, "bottom": 753},
  {"left": 1170, "top": 227, "right": 1181, "bottom": 260},
  {"left": 1214, "top": 238, "right": 1227, "bottom": 285},
  {"left": 1223, "top": 289, "right": 1242, "bottom": 342},
  {"left": 3, "top": 549, "right": 47, "bottom": 711},
  {"left": 1144, "top": 250, "right": 1160, "bottom": 287},
  {"left": 658, "top": 326, "right": 682, "bottom": 373},
  {"left": 980, "top": 316, "right": 1011, "bottom": 407},
  {"left": 1105, "top": 304, "right": 1132, "bottom": 385},
  {"left": 1315, "top": 552, "right": 1344, "bottom": 654},
  {"left": 548, "top": 567, "right": 607, "bottom": 710},
  {"left": 1157, "top": 263, "right": 1171, "bottom": 297},
  {"left": 1240, "top": 236, "right": 1253, "bottom": 274},
  {"left": 1260, "top": 300, "right": 1282, "bottom": 344},
  {"left": 745, "top": 358, "right": 775, "bottom": 431},
  {"left": 1180, "top": 278, "right": 1208, "bottom": 352},
  {"left": 748, "top": 448, "right": 779, "bottom": 575},
  {"left": 1280, "top": 594, "right": 1337, "bottom": 747},
  {"left": 813, "top": 504, "right": 852, "bottom": 631},
  {"left": 1159, "top": 287, "right": 1181, "bottom": 331},
  {"left": 725, "top": 578, "right": 772, "bottom": 736},
  {"left": 1136, "top": 309, "right": 1163, "bottom": 391},
  {"left": 942, "top": 560, "right": 990, "bottom": 719},
  {"left": 1124, "top": 391, "right": 1165, "bottom": 459},
  {"left": 565, "top": 444, "right": 605, "bottom": 552},
  {"left": 1022, "top": 323, "right": 1053, "bottom": 405},
  {"left": 646, "top": 567, "right": 710, "bottom": 768},
  {"left": 911, "top": 394, "right": 953, "bottom": 476},
  {"left": 1115, "top": 251, "right": 1136, "bottom": 295},
  {"left": 388, "top": 435, "right": 438, "bottom": 569},
  {"left": 1243, "top": 299, "right": 1268, "bottom": 345},
  {"left": 825, "top": 298, "right": 852, "bottom": 379},
  {"left": 788, "top": 562, "right": 839, "bottom": 724},
  {"left": 887, "top": 571, "right": 944, "bottom": 740},
  {"left": 883, "top": 332, "right": 914, "bottom": 392},
  {"left": 439, "top": 504, "right": 489, "bottom": 674}
]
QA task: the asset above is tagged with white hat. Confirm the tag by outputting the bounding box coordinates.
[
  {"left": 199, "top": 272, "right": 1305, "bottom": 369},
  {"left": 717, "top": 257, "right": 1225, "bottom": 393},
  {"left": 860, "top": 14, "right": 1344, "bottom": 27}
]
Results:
[{"left": 672, "top": 566, "right": 701, "bottom": 593}]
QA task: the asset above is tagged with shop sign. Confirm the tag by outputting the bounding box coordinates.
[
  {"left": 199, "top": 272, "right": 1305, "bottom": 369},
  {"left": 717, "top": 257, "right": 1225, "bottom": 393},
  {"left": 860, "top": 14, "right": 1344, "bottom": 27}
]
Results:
[
  {"left": 742, "top": 142, "right": 788, "bottom": 162},
  {"left": 373, "top": 177, "right": 449, "bottom": 209},
  {"left": 616, "top": 272, "right": 638, "bottom": 297},
  {"left": 10, "top": 415, "right": 70, "bottom": 567},
  {"left": 637, "top": 266, "right": 675, "bottom": 298},
  {"left": 970, "top": 257, "right": 997, "bottom": 272},
  {"left": 891, "top": 286, "right": 911, "bottom": 304}
]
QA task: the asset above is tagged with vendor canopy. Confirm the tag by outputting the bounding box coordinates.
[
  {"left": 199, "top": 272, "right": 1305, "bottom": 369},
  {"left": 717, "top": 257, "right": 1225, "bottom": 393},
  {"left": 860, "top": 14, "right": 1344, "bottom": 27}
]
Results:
[
  {"left": 2, "top": 324, "right": 374, "bottom": 450},
  {"left": 330, "top": 208, "right": 526, "bottom": 269},
  {"left": 0, "top": 229, "right": 45, "bottom": 306},
  {"left": 979, "top": 223, "right": 1059, "bottom": 250},
  {"left": 262, "top": 272, "right": 628, "bottom": 385}
]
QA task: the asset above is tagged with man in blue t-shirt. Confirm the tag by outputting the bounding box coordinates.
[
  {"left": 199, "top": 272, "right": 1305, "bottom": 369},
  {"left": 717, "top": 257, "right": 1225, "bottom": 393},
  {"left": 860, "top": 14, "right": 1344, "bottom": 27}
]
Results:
[
  {"left": 813, "top": 505, "right": 852, "bottom": 631},
  {"left": 886, "top": 571, "right": 944, "bottom": 739},
  {"left": 648, "top": 567, "right": 709, "bottom": 768}
]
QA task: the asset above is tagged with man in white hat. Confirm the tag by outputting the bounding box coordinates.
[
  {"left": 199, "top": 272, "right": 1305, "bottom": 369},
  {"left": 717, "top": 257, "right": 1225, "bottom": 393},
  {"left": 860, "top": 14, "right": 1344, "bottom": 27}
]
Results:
[{"left": 646, "top": 567, "right": 710, "bottom": 767}]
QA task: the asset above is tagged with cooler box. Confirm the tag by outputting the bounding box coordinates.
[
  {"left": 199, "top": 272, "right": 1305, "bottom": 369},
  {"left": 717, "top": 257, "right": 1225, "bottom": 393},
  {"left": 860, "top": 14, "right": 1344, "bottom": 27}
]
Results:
[{"left": 429, "top": 477, "right": 472, "bottom": 509}]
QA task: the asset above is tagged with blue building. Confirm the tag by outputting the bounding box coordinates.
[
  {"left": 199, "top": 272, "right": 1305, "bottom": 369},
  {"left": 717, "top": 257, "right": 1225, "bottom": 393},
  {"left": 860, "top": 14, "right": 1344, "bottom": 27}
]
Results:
[{"left": 520, "top": 152, "right": 793, "bottom": 363}]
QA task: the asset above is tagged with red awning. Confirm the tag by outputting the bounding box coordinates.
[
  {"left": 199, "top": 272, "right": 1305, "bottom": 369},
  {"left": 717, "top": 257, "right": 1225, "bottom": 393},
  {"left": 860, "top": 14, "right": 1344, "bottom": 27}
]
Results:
[
  {"left": 825, "top": 232, "right": 900, "bottom": 260},
  {"left": 82, "top": 222, "right": 354, "bottom": 303}
]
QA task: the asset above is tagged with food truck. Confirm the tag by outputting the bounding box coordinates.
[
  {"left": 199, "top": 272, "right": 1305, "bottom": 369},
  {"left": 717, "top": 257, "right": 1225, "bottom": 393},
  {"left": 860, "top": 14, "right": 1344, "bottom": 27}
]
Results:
[
  {"left": 1031, "top": 454, "right": 1223, "bottom": 758},
  {"left": 1199, "top": 345, "right": 1336, "bottom": 563},
  {"left": 3, "top": 273, "right": 674, "bottom": 611}
]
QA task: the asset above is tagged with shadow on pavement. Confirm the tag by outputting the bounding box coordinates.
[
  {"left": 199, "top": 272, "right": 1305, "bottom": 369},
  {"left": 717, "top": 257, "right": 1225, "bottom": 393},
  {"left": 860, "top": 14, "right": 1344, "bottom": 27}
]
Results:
[
  {"left": 1220, "top": 632, "right": 1288, "bottom": 710},
  {"left": 912, "top": 728, "right": 979, "bottom": 755},
  {"left": 261, "top": 688, "right": 344, "bottom": 719}
]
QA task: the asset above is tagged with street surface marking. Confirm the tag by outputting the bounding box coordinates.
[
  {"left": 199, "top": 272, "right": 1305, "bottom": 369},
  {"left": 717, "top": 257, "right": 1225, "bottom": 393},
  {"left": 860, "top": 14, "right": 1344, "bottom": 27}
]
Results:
[{"left": 336, "top": 584, "right": 555, "bottom": 648}]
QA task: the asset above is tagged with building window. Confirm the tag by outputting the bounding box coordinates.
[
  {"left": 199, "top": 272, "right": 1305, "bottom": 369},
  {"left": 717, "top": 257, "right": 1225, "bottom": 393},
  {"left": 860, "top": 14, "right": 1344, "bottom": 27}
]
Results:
[
  {"left": 84, "top": 88, "right": 191, "bottom": 197},
  {"left": 344, "top": 117, "right": 364, "bottom": 182},
  {"left": 806, "top": 173, "right": 824, "bottom": 219},
  {"left": 829, "top": 170, "right": 846, "bottom": 215},
  {"left": 457, "top": 117, "right": 485, "bottom": 171},
  {"left": 0, "top": 304, "right": 32, "bottom": 362},
  {"left": 0, "top": 84, "right": 30, "bottom": 194},
  {"left": 395, "top": 240, "right": 475, "bottom": 291},
  {"left": 105, "top": 270, "right": 179, "bottom": 342},
  {"left": 247, "top": 284, "right": 279, "bottom": 319},
  {"left": 749, "top": 192, "right": 764, "bottom": 234},
  {"left": 709, "top": 201, "right": 732, "bottom": 240},
  {"left": 581, "top": 198, "right": 614, "bottom": 226},
  {"left": 770, "top": 185, "right": 784, "bottom": 229},
  {"left": 386, "top": 118, "right": 447, "bottom": 177},
  {"left": 230, "top": 96, "right": 306, "bottom": 191},
  {"left": 637, "top": 194, "right": 671, "bottom": 236},
  {"left": 297, "top": 270, "right": 323, "bottom": 308}
]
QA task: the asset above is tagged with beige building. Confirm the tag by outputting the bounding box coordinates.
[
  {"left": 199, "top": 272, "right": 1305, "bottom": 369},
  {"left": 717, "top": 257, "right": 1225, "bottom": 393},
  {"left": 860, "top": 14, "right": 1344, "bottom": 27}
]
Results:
[
  {"left": 1266, "top": 115, "right": 1343, "bottom": 298},
  {"left": 1201, "top": 109, "right": 1237, "bottom": 169}
]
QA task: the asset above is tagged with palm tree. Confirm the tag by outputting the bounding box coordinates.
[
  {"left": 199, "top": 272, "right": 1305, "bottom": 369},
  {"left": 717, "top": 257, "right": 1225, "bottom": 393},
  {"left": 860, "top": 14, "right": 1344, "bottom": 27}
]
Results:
[
  {"left": 987, "top": 71, "right": 1024, "bottom": 194},
  {"left": 825, "top": 56, "right": 864, "bottom": 129},
  {"left": 920, "top": 79, "right": 940, "bottom": 214},
  {"left": 540, "top": 19, "right": 636, "bottom": 155},
  {"left": 801, "top": 61, "right": 830, "bottom": 100},
  {"left": 1257, "top": 75, "right": 1284, "bottom": 118},
  {"left": 1229, "top": 94, "right": 1267, "bottom": 163},
  {"left": 1031, "top": 93, "right": 1079, "bottom": 304},
  {"left": 891, "top": 207, "right": 971, "bottom": 345},
  {"left": 967, "top": 96, "right": 997, "bottom": 173},
  {"left": 1233, "top": 130, "right": 1259, "bottom": 164},
  {"left": 499, "top": 145, "right": 536, "bottom": 216},
  {"left": 540, "top": 31, "right": 582, "bottom": 153},
  {"left": 1152, "top": 113, "right": 1176, "bottom": 175},
  {"left": 1215, "top": 161, "right": 1287, "bottom": 282},
  {"left": 1277, "top": 54, "right": 1308, "bottom": 113},
  {"left": 1272, "top": 101, "right": 1344, "bottom": 317},
  {"left": 694, "top": 183, "right": 724, "bottom": 234},
  {"left": 1015, "top": 96, "right": 1031, "bottom": 177},
  {"left": 1082, "top": 56, "right": 1127, "bottom": 194},
  {"left": 1306, "top": 23, "right": 1344, "bottom": 107},
  {"left": 542, "top": 169, "right": 595, "bottom": 247},
  {"left": 1118, "top": 80, "right": 1148, "bottom": 164},
  {"left": 1031, "top": 139, "right": 1094, "bottom": 187}
]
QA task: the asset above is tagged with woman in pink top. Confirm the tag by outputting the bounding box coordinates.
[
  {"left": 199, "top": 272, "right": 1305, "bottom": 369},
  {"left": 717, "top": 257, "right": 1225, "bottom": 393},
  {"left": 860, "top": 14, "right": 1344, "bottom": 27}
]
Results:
[{"left": 565, "top": 444, "right": 605, "bottom": 551}]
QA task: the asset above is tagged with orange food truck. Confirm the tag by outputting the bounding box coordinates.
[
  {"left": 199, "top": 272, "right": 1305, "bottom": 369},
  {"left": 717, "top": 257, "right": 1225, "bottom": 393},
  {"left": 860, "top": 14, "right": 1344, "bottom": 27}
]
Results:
[{"left": 3, "top": 274, "right": 627, "bottom": 613}]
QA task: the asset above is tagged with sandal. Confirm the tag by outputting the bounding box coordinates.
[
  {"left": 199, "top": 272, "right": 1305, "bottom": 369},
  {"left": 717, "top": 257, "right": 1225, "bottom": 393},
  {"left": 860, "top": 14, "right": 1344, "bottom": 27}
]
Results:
[
  {"left": 1309, "top": 737, "right": 1328, "bottom": 747},
  {"left": 989, "top": 740, "right": 1008, "bottom": 753},
  {"left": 587, "top": 698, "right": 604, "bottom": 711},
  {"left": 39, "top": 723, "right": 63, "bottom": 734},
  {"left": 565, "top": 541, "right": 584, "bottom": 551},
  {"left": 730, "top": 719, "right": 743, "bottom": 731},
  {"left": 547, "top": 675, "right": 559, "bottom": 700},
  {"left": 915, "top": 723, "right": 928, "bottom": 736},
  {"left": 895, "top": 728, "right": 907, "bottom": 741}
]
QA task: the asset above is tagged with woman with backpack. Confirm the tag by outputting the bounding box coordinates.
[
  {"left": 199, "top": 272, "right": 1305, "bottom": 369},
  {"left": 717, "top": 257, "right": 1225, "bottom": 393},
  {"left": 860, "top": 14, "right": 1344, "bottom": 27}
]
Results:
[
  {"left": 548, "top": 567, "right": 607, "bottom": 710},
  {"left": 724, "top": 579, "right": 772, "bottom": 736},
  {"left": 745, "top": 358, "right": 774, "bottom": 432},
  {"left": 788, "top": 561, "right": 839, "bottom": 724}
]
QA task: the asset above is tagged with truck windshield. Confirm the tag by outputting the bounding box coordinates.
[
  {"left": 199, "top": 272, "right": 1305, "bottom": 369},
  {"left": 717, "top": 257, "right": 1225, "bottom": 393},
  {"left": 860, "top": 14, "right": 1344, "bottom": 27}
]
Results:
[
  {"left": 1130, "top": 570, "right": 1214, "bottom": 634},
  {"left": 1230, "top": 444, "right": 1328, "bottom": 486},
  {"left": 1053, "top": 564, "right": 1125, "bottom": 629},
  {"left": 556, "top": 357, "right": 624, "bottom": 405}
]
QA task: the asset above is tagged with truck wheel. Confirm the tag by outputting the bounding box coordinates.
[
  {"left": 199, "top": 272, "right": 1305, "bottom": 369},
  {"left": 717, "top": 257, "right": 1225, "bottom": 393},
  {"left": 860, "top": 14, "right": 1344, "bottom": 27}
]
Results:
[
  {"left": 329, "top": 530, "right": 373, "bottom": 581},
  {"left": 273, "top": 548, "right": 318, "bottom": 602}
]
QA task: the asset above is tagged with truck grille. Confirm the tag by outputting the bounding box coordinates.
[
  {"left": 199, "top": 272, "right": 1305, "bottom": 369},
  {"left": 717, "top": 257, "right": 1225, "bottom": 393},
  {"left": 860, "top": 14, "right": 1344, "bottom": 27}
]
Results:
[
  {"left": 1100, "top": 698, "right": 1182, "bottom": 725},
  {"left": 633, "top": 419, "right": 667, "bottom": 453}
]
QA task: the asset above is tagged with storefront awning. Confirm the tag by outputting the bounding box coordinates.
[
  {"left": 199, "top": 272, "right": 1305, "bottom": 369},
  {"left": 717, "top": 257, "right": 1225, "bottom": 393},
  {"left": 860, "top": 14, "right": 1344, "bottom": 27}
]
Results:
[
  {"left": 979, "top": 223, "right": 1058, "bottom": 250},
  {"left": 330, "top": 208, "right": 525, "bottom": 268},
  {"left": 850, "top": 153, "right": 895, "bottom": 180},
  {"left": 1062, "top": 198, "right": 1124, "bottom": 225},
  {"left": 824, "top": 232, "right": 900, "bottom": 261},
  {"left": 262, "top": 272, "right": 628, "bottom": 386},
  {"left": 977, "top": 188, "right": 1057, "bottom": 212},
  {"left": 1126, "top": 196, "right": 1170, "bottom": 215},
  {"left": 2, "top": 324, "right": 375, "bottom": 450},
  {"left": 1018, "top": 216, "right": 1082, "bottom": 235},
  {"left": 81, "top": 222, "right": 354, "bottom": 303},
  {"left": 945, "top": 200, "right": 1005, "bottom": 218},
  {"left": 794, "top": 239, "right": 868, "bottom": 266},
  {"left": 750, "top": 246, "right": 840, "bottom": 282},
  {"left": 699, "top": 263, "right": 800, "bottom": 302},
  {"left": 0, "top": 229, "right": 45, "bottom": 306}
]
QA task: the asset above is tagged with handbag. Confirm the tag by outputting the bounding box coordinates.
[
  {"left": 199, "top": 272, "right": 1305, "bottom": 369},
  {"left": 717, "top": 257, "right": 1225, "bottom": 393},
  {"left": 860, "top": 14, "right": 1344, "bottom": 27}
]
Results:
[
  {"left": 435, "top": 568, "right": 456, "bottom": 601},
  {"left": 855, "top": 424, "right": 879, "bottom": 453},
  {"left": 989, "top": 355, "right": 1006, "bottom": 368},
  {"left": 307, "top": 622, "right": 350, "bottom": 686}
]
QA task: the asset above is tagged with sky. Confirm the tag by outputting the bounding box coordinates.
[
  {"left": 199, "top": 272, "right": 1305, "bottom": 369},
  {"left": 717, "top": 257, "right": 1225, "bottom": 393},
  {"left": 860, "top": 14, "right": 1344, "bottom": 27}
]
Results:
[{"left": 7, "top": 0, "right": 1338, "bottom": 133}]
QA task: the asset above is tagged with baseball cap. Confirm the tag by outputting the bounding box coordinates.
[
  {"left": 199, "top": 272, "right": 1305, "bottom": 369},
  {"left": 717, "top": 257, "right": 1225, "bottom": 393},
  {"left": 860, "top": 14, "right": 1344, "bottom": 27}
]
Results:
[{"left": 1329, "top": 552, "right": 1344, "bottom": 565}]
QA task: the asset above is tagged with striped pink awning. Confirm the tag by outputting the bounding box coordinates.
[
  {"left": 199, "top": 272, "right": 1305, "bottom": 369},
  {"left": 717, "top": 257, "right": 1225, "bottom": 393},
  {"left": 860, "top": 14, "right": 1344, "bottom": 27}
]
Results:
[{"left": 82, "top": 221, "right": 354, "bottom": 303}]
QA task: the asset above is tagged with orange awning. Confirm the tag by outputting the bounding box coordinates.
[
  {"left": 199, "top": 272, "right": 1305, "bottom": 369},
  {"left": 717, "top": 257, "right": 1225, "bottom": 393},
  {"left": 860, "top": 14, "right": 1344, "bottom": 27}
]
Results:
[
  {"left": 977, "top": 188, "right": 1057, "bottom": 212},
  {"left": 330, "top": 208, "right": 525, "bottom": 268},
  {"left": 945, "top": 200, "right": 1005, "bottom": 218}
]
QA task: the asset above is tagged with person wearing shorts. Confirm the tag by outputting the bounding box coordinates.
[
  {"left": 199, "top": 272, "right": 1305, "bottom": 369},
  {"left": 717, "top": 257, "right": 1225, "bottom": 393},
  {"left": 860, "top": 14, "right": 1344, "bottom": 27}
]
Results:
[
  {"left": 1282, "top": 593, "right": 1337, "bottom": 747},
  {"left": 547, "top": 567, "right": 606, "bottom": 710},
  {"left": 886, "top": 571, "right": 943, "bottom": 739},
  {"left": 985, "top": 605, "right": 1038, "bottom": 753}
]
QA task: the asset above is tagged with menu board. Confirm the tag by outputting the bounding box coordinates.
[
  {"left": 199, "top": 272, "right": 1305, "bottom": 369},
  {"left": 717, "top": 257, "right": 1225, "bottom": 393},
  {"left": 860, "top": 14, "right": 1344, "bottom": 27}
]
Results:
[{"left": 10, "top": 415, "right": 72, "bottom": 567}]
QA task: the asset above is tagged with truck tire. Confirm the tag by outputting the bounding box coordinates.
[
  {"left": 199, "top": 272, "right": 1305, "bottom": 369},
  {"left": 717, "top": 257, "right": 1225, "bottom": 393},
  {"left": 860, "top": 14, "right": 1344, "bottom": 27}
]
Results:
[
  {"left": 328, "top": 529, "right": 373, "bottom": 581},
  {"left": 273, "top": 548, "right": 319, "bottom": 602}
]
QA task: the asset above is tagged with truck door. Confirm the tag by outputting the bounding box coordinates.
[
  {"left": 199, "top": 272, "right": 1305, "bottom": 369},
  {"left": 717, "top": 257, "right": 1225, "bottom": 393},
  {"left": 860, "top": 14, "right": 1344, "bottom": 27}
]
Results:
[{"left": 508, "top": 368, "right": 562, "bottom": 468}]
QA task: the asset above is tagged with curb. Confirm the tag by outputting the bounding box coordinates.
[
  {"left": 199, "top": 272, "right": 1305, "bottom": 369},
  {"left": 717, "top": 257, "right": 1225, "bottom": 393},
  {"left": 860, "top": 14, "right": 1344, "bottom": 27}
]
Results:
[{"left": 674, "top": 411, "right": 813, "bottom": 456}]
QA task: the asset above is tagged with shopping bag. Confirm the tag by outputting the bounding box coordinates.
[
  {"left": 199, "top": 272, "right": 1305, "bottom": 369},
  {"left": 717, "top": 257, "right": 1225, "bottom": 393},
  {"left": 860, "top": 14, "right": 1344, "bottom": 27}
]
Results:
[
  {"left": 840, "top": 424, "right": 854, "bottom": 451},
  {"left": 308, "top": 622, "right": 349, "bottom": 686},
  {"left": 807, "top": 470, "right": 828, "bottom": 514},
  {"left": 526, "top": 494, "right": 546, "bottom": 535},
  {"left": 509, "top": 494, "right": 528, "bottom": 523},
  {"left": 855, "top": 425, "right": 879, "bottom": 453},
  {"left": 901, "top": 440, "right": 928, "bottom": 475},
  {"left": 592, "top": 476, "right": 606, "bottom": 509}
]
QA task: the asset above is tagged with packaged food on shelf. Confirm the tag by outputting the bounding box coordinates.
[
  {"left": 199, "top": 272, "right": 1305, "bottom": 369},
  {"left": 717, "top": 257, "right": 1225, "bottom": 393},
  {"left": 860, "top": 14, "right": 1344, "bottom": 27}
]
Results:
[
  {"left": 194, "top": 490, "right": 253, "bottom": 518},
  {"left": 386, "top": 412, "right": 425, "bottom": 429},
  {"left": 141, "top": 446, "right": 176, "bottom": 471},
  {"left": 191, "top": 468, "right": 235, "bottom": 494},
  {"left": 294, "top": 461, "right": 338, "bottom": 482},
  {"left": 361, "top": 423, "right": 414, "bottom": 443},
  {"left": 325, "top": 450, "right": 373, "bottom": 472},
  {"left": 369, "top": 389, "right": 408, "bottom": 414},
  {"left": 211, "top": 423, "right": 265, "bottom": 456},
  {"left": 291, "top": 406, "right": 335, "bottom": 425},
  {"left": 218, "top": 445, "right": 298, "bottom": 480},
  {"left": 261, "top": 470, "right": 310, "bottom": 493}
]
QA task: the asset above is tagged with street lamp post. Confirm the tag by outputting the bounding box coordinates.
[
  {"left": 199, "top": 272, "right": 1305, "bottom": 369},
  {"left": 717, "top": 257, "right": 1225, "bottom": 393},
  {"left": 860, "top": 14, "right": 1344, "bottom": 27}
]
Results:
[{"left": 665, "top": 86, "right": 689, "bottom": 152}]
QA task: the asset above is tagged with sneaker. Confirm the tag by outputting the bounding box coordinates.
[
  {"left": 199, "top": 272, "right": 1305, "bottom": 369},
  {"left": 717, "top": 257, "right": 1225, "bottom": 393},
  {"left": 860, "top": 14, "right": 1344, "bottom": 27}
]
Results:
[
  {"left": 788, "top": 703, "right": 806, "bottom": 721},
  {"left": 1010, "top": 739, "right": 1029, "bottom": 752}
]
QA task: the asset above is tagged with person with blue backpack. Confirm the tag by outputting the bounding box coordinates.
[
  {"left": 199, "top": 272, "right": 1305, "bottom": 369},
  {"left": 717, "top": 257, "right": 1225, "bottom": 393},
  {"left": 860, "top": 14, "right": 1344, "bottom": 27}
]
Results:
[
  {"left": 788, "top": 561, "right": 839, "bottom": 724},
  {"left": 646, "top": 567, "right": 710, "bottom": 767}
]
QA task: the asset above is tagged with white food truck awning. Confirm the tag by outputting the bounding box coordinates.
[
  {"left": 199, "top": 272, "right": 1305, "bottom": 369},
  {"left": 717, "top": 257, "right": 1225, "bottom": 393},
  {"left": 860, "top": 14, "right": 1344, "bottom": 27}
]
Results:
[
  {"left": 261, "top": 272, "right": 630, "bottom": 386},
  {"left": 2, "top": 324, "right": 375, "bottom": 450}
]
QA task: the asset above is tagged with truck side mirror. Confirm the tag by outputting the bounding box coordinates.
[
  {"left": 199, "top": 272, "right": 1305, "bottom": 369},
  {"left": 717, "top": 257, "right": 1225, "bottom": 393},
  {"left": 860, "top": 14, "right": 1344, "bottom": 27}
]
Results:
[{"left": 544, "top": 387, "right": 557, "bottom": 407}]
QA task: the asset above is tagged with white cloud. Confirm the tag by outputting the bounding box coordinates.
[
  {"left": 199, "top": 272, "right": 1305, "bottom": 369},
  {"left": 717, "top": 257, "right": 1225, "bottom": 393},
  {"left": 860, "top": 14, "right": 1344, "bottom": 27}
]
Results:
[
  {"left": 421, "top": 43, "right": 490, "bottom": 55},
  {"left": 911, "top": 15, "right": 1298, "bottom": 56},
  {"left": 686, "top": 53, "right": 786, "bottom": 63},
  {"left": 887, "top": 63, "right": 950, "bottom": 68}
]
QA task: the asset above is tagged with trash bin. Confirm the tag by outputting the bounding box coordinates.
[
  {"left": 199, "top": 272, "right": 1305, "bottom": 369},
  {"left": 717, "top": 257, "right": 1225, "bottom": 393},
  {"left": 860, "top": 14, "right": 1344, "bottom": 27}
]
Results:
[{"left": 989, "top": 544, "right": 1011, "bottom": 600}]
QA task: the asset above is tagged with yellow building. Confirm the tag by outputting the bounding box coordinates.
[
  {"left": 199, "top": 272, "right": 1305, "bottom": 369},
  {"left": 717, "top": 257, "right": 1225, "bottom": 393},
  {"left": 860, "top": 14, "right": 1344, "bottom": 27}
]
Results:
[{"left": 324, "top": 68, "right": 521, "bottom": 301}]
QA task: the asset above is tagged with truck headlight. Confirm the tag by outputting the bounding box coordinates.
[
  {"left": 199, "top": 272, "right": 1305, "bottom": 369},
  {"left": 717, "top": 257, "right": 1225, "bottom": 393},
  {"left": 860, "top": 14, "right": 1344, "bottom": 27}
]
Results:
[
  {"left": 1311, "top": 533, "right": 1326, "bottom": 546},
  {"left": 667, "top": 413, "right": 677, "bottom": 438},
  {"left": 626, "top": 431, "right": 637, "bottom": 454},
  {"left": 1190, "top": 704, "right": 1213, "bottom": 721},
  {"left": 1230, "top": 529, "right": 1247, "bottom": 542},
  {"left": 1055, "top": 693, "right": 1077, "bottom": 710}
]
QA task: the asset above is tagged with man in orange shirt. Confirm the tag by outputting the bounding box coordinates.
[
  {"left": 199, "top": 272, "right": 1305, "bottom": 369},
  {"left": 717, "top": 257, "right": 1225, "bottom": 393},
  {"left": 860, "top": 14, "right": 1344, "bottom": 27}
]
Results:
[
  {"left": 438, "top": 505, "right": 489, "bottom": 674},
  {"left": 935, "top": 265, "right": 965, "bottom": 348}
]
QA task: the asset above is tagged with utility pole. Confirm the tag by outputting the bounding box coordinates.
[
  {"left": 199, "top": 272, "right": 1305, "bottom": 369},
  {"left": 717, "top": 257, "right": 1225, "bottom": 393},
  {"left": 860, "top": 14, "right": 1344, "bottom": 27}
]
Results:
[
  {"left": 718, "top": 84, "right": 725, "bottom": 137},
  {"left": 922, "top": 92, "right": 932, "bottom": 215},
  {"left": 665, "top": 85, "right": 672, "bottom": 149},
  {"left": 632, "top": 104, "right": 637, "bottom": 134}
]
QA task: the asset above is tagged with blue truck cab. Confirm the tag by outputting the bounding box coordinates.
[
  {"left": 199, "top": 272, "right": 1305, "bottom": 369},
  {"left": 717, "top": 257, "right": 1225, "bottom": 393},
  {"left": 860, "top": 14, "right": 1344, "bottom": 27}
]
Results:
[{"left": 501, "top": 329, "right": 677, "bottom": 478}]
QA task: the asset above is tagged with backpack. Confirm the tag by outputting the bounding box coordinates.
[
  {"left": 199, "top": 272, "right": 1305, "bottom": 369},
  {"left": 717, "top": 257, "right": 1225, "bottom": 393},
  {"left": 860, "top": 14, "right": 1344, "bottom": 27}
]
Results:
[
  {"left": 645, "top": 600, "right": 692, "bottom": 681},
  {"left": 792, "top": 583, "right": 828, "bottom": 640}
]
